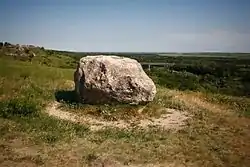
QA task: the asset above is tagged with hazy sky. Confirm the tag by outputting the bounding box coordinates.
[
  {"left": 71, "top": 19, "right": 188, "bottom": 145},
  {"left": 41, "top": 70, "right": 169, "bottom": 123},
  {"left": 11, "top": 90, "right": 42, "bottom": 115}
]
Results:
[{"left": 1, "top": 0, "right": 250, "bottom": 52}]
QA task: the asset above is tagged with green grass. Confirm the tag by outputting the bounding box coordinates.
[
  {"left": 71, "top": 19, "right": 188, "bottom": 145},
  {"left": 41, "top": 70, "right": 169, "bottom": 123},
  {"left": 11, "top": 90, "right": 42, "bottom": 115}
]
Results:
[
  {"left": 0, "top": 58, "right": 88, "bottom": 145},
  {"left": 0, "top": 56, "right": 250, "bottom": 166},
  {"left": 0, "top": 97, "right": 40, "bottom": 118},
  {"left": 0, "top": 58, "right": 74, "bottom": 100}
]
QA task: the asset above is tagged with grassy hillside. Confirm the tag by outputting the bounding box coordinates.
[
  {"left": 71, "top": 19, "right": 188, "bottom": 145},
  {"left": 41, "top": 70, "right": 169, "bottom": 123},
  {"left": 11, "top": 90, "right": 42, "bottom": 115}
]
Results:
[{"left": 0, "top": 49, "right": 250, "bottom": 166}]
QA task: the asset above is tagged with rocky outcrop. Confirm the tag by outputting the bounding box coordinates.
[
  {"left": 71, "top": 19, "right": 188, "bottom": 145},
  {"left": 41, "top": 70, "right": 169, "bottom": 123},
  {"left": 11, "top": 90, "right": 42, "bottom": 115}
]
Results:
[
  {"left": 0, "top": 42, "right": 36, "bottom": 59},
  {"left": 3, "top": 42, "right": 12, "bottom": 47},
  {"left": 74, "top": 55, "right": 157, "bottom": 104}
]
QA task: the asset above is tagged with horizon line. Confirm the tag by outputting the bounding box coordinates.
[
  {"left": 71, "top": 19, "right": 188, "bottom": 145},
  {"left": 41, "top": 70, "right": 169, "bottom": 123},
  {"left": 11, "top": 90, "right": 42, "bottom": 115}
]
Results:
[{"left": 2, "top": 42, "right": 250, "bottom": 54}]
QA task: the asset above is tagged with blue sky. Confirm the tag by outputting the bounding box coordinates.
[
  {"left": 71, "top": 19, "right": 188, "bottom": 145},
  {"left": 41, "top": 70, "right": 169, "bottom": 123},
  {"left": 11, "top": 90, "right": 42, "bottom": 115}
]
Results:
[{"left": 1, "top": 0, "right": 250, "bottom": 52}]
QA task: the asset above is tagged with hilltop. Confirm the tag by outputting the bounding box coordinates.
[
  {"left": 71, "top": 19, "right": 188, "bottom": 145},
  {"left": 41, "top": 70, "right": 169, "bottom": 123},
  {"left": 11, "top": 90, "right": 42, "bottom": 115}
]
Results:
[
  {"left": 0, "top": 43, "right": 250, "bottom": 166},
  {"left": 1, "top": 42, "right": 250, "bottom": 97}
]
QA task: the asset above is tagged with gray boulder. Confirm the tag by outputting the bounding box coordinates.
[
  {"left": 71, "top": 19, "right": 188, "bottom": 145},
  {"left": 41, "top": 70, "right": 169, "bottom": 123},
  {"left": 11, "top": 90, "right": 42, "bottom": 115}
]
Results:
[{"left": 74, "top": 55, "right": 156, "bottom": 104}]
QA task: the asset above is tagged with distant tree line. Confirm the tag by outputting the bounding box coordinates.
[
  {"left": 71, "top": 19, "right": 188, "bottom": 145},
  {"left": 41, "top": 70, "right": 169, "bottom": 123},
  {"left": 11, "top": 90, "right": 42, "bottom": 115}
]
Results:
[{"left": 146, "top": 56, "right": 250, "bottom": 97}]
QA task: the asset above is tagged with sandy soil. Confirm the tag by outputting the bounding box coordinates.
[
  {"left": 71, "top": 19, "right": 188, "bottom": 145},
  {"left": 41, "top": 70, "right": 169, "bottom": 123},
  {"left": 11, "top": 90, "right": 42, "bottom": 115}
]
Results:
[{"left": 45, "top": 102, "right": 189, "bottom": 131}]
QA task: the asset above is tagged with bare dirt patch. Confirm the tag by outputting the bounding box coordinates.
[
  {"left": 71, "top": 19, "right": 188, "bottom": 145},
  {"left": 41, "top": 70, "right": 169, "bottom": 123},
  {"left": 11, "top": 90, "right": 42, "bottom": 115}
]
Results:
[
  {"left": 45, "top": 102, "right": 189, "bottom": 131},
  {"left": 86, "top": 158, "right": 185, "bottom": 167},
  {"left": 0, "top": 138, "right": 44, "bottom": 167},
  {"left": 138, "top": 108, "right": 188, "bottom": 130}
]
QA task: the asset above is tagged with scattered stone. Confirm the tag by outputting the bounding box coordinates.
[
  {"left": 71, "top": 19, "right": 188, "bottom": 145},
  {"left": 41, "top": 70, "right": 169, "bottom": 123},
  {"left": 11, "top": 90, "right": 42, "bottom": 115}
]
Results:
[
  {"left": 29, "top": 52, "right": 36, "bottom": 58},
  {"left": 74, "top": 55, "right": 157, "bottom": 104},
  {"left": 0, "top": 42, "right": 37, "bottom": 60}
]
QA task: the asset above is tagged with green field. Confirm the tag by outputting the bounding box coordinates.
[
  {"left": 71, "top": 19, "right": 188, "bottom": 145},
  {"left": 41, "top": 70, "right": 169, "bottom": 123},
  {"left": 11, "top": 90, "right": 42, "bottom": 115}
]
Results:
[{"left": 0, "top": 48, "right": 250, "bottom": 167}]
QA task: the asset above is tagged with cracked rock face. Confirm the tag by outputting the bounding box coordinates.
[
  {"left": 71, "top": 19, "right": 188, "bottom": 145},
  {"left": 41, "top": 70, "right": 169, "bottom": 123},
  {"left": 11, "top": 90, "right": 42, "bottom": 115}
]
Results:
[{"left": 74, "top": 55, "right": 156, "bottom": 104}]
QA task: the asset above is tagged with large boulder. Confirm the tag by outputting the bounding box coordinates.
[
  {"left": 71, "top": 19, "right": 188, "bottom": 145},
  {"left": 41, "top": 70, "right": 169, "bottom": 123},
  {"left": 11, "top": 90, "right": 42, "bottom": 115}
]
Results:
[{"left": 74, "top": 55, "right": 156, "bottom": 104}]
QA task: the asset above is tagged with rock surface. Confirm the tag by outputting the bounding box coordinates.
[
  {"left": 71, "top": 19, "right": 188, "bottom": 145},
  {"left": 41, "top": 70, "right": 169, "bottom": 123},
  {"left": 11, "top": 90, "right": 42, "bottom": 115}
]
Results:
[{"left": 74, "top": 55, "right": 156, "bottom": 104}]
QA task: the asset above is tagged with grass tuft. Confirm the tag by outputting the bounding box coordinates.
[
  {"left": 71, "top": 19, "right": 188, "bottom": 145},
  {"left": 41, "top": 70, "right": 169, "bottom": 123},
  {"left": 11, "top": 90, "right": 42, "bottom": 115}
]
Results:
[{"left": 0, "top": 97, "right": 40, "bottom": 118}]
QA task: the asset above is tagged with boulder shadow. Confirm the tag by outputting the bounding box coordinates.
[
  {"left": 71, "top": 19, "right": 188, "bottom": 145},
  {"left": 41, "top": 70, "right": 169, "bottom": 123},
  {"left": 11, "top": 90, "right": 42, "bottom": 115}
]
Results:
[
  {"left": 54, "top": 90, "right": 150, "bottom": 106},
  {"left": 55, "top": 90, "right": 79, "bottom": 104}
]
